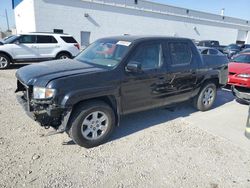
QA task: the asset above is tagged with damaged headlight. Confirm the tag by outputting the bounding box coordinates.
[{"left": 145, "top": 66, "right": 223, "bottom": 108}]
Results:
[{"left": 33, "top": 87, "right": 56, "bottom": 99}]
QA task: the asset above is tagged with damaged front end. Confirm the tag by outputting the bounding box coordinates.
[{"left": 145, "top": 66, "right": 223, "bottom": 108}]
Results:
[
  {"left": 232, "top": 86, "right": 250, "bottom": 139},
  {"left": 15, "top": 80, "right": 71, "bottom": 132}
]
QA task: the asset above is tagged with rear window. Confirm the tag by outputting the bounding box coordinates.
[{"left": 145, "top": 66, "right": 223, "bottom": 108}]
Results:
[
  {"left": 36, "top": 35, "right": 57, "bottom": 43},
  {"left": 61, "top": 36, "right": 77, "bottom": 43},
  {"left": 169, "top": 42, "right": 192, "bottom": 65},
  {"left": 210, "top": 41, "right": 219, "bottom": 46}
]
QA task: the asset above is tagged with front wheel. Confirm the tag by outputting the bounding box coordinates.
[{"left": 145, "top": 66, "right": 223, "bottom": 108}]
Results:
[
  {"left": 0, "top": 54, "right": 11, "bottom": 69},
  {"left": 68, "top": 101, "right": 115, "bottom": 148},
  {"left": 193, "top": 83, "right": 217, "bottom": 111}
]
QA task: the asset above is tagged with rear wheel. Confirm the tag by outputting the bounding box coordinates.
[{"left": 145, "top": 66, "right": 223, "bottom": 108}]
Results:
[
  {"left": 0, "top": 54, "right": 11, "bottom": 69},
  {"left": 56, "top": 52, "right": 71, "bottom": 59},
  {"left": 68, "top": 101, "right": 115, "bottom": 148},
  {"left": 193, "top": 82, "right": 217, "bottom": 111}
]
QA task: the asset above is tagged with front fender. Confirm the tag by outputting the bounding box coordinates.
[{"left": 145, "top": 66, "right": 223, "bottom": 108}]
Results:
[
  {"left": 58, "top": 86, "right": 121, "bottom": 131},
  {"left": 60, "top": 86, "right": 120, "bottom": 108}
]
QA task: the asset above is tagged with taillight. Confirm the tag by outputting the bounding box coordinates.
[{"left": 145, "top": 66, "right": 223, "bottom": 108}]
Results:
[{"left": 74, "top": 43, "right": 80, "bottom": 50}]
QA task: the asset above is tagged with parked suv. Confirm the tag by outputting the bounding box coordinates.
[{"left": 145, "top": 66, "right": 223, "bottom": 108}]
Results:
[
  {"left": 16, "top": 36, "right": 228, "bottom": 148},
  {"left": 0, "top": 32, "right": 80, "bottom": 69},
  {"left": 197, "top": 40, "right": 225, "bottom": 53}
]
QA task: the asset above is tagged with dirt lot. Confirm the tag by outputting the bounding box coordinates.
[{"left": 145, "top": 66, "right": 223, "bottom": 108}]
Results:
[{"left": 0, "top": 65, "right": 250, "bottom": 188}]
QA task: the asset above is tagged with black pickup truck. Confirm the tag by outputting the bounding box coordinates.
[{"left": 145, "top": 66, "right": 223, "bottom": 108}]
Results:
[{"left": 15, "top": 36, "right": 228, "bottom": 148}]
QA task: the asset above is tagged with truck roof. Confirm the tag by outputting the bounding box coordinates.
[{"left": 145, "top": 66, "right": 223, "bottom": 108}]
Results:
[{"left": 99, "top": 35, "right": 192, "bottom": 43}]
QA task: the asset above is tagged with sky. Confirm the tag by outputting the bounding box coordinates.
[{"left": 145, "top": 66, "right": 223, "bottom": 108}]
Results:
[
  {"left": 0, "top": 0, "right": 14, "bottom": 31},
  {"left": 151, "top": 0, "right": 250, "bottom": 20},
  {"left": 0, "top": 0, "right": 250, "bottom": 31}
]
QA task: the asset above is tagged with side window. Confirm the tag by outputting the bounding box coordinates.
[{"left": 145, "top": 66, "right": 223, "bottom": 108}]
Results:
[
  {"left": 201, "top": 49, "right": 209, "bottom": 55},
  {"left": 209, "top": 49, "right": 218, "bottom": 55},
  {"left": 169, "top": 42, "right": 192, "bottom": 65},
  {"left": 61, "top": 36, "right": 77, "bottom": 43},
  {"left": 37, "top": 35, "right": 58, "bottom": 43},
  {"left": 18, "top": 35, "right": 36, "bottom": 44},
  {"left": 198, "top": 42, "right": 204, "bottom": 46},
  {"left": 130, "top": 43, "right": 162, "bottom": 70}
]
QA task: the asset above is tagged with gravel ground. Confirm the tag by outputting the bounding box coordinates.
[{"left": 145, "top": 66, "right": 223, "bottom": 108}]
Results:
[{"left": 0, "top": 66, "right": 250, "bottom": 188}]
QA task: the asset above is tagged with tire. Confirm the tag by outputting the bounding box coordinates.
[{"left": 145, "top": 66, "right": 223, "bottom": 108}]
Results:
[
  {"left": 235, "top": 98, "right": 250, "bottom": 105},
  {"left": 0, "top": 54, "right": 11, "bottom": 69},
  {"left": 56, "top": 52, "right": 71, "bottom": 59},
  {"left": 193, "top": 82, "right": 217, "bottom": 111},
  {"left": 68, "top": 101, "right": 116, "bottom": 148}
]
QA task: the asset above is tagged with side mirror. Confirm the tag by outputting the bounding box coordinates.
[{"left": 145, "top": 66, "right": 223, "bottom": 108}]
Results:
[{"left": 126, "top": 61, "right": 142, "bottom": 73}]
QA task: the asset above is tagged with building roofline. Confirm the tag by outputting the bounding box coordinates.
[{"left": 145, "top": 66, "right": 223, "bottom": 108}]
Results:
[
  {"left": 78, "top": 0, "right": 250, "bottom": 29},
  {"left": 143, "top": 0, "right": 249, "bottom": 22}
]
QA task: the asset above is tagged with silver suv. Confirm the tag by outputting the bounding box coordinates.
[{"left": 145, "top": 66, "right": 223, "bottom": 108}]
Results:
[{"left": 0, "top": 32, "right": 80, "bottom": 69}]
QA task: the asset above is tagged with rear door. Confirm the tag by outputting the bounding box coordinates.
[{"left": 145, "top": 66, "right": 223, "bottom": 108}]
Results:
[
  {"left": 11, "top": 35, "right": 38, "bottom": 60},
  {"left": 160, "top": 40, "right": 198, "bottom": 104},
  {"left": 36, "top": 35, "right": 58, "bottom": 59}
]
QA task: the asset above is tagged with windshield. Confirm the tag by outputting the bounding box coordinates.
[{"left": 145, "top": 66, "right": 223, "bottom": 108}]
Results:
[
  {"left": 232, "top": 54, "right": 250, "bottom": 63},
  {"left": 75, "top": 39, "right": 131, "bottom": 68},
  {"left": 3, "top": 35, "right": 19, "bottom": 44},
  {"left": 227, "top": 44, "right": 240, "bottom": 50}
]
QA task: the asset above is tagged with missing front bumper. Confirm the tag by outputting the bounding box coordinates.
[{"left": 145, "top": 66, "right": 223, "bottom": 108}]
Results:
[
  {"left": 232, "top": 86, "right": 250, "bottom": 140},
  {"left": 16, "top": 94, "right": 71, "bottom": 131}
]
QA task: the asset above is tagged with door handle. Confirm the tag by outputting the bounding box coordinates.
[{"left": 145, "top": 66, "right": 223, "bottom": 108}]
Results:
[{"left": 31, "top": 45, "right": 37, "bottom": 48}]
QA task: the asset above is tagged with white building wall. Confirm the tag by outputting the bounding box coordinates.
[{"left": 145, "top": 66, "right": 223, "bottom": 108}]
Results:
[
  {"left": 14, "top": 0, "right": 36, "bottom": 33},
  {"left": 15, "top": 0, "right": 250, "bottom": 46},
  {"left": 246, "top": 32, "right": 250, "bottom": 44}
]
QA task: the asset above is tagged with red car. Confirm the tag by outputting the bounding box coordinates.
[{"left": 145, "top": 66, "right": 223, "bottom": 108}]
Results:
[{"left": 228, "top": 53, "right": 250, "bottom": 102}]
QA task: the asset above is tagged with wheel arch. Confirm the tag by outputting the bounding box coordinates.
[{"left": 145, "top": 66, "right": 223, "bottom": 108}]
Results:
[
  {"left": 0, "top": 51, "right": 13, "bottom": 62},
  {"left": 203, "top": 77, "right": 220, "bottom": 88},
  {"left": 56, "top": 51, "right": 72, "bottom": 59},
  {"left": 64, "top": 95, "right": 120, "bottom": 132}
]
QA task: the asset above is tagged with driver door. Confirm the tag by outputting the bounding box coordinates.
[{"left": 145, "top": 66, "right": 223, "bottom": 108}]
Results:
[
  {"left": 121, "top": 41, "right": 166, "bottom": 114},
  {"left": 11, "top": 35, "right": 39, "bottom": 60}
]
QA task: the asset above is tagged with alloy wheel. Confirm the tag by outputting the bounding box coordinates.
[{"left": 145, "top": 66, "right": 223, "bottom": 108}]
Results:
[
  {"left": 81, "top": 111, "right": 109, "bottom": 140},
  {"left": 59, "top": 55, "right": 69, "bottom": 59},
  {"left": 0, "top": 56, "right": 8, "bottom": 68},
  {"left": 202, "top": 87, "right": 215, "bottom": 106}
]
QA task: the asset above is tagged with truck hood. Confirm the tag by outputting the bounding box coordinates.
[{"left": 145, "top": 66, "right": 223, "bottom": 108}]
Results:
[
  {"left": 229, "top": 62, "right": 250, "bottom": 74},
  {"left": 16, "top": 59, "right": 106, "bottom": 86}
]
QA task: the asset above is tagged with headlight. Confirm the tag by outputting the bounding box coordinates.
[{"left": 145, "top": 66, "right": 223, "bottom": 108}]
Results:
[
  {"left": 237, "top": 73, "right": 250, "bottom": 78},
  {"left": 33, "top": 87, "right": 56, "bottom": 99}
]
